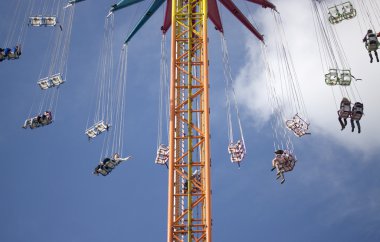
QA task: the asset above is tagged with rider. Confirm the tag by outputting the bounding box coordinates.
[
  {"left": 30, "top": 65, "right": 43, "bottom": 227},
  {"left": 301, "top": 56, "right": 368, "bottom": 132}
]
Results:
[
  {"left": 363, "top": 29, "right": 380, "bottom": 63},
  {"left": 338, "top": 98, "right": 351, "bottom": 130},
  {"left": 350, "top": 102, "right": 364, "bottom": 133}
]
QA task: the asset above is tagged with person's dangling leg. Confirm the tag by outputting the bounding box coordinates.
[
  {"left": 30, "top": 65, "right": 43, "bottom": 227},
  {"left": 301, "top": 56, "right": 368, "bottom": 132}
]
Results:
[
  {"left": 338, "top": 117, "right": 345, "bottom": 130},
  {"left": 356, "top": 120, "right": 361, "bottom": 133},
  {"left": 375, "top": 50, "right": 379, "bottom": 62}
]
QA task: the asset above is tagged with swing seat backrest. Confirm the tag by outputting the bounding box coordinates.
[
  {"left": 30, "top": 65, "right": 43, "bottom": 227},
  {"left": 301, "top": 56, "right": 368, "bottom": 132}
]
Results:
[
  {"left": 38, "top": 78, "right": 50, "bottom": 90},
  {"left": 43, "top": 16, "right": 57, "bottom": 26},
  {"left": 30, "top": 16, "right": 43, "bottom": 26},
  {"left": 351, "top": 102, "right": 363, "bottom": 120},
  {"left": 325, "top": 69, "right": 339, "bottom": 85},
  {"left": 341, "top": 2, "right": 356, "bottom": 19},
  {"left": 85, "top": 127, "right": 98, "bottom": 138},
  {"left": 50, "top": 73, "right": 64, "bottom": 86},
  {"left": 99, "top": 169, "right": 109, "bottom": 176},
  {"left": 339, "top": 70, "right": 352, "bottom": 86},
  {"left": 95, "top": 121, "right": 108, "bottom": 132}
]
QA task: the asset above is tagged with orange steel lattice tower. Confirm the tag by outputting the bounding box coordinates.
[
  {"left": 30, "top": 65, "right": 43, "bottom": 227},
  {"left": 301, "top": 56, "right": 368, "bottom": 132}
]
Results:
[
  {"left": 167, "top": 0, "right": 212, "bottom": 241},
  {"left": 108, "top": 0, "right": 275, "bottom": 241}
]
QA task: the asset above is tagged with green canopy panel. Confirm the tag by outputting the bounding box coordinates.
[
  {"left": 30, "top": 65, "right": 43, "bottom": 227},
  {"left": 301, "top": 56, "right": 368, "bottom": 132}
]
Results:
[{"left": 110, "top": 0, "right": 145, "bottom": 13}]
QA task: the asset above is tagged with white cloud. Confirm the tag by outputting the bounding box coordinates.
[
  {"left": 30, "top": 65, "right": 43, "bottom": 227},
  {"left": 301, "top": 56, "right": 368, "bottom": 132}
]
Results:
[{"left": 235, "top": 0, "right": 380, "bottom": 155}]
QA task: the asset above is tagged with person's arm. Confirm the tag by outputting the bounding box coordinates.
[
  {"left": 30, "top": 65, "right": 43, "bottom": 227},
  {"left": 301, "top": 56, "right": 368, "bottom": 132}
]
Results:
[{"left": 119, "top": 156, "right": 132, "bottom": 161}]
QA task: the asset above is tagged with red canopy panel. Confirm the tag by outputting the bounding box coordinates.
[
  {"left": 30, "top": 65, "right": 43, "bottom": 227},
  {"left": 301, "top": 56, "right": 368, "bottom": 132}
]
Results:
[
  {"left": 161, "top": 0, "right": 171, "bottom": 33},
  {"left": 209, "top": 0, "right": 224, "bottom": 32},
  {"left": 218, "top": 0, "right": 264, "bottom": 42},
  {"left": 245, "top": 0, "right": 276, "bottom": 10}
]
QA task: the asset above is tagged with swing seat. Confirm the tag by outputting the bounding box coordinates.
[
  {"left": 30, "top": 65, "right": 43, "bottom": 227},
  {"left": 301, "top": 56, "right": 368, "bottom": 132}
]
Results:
[
  {"left": 325, "top": 69, "right": 339, "bottom": 85},
  {"left": 99, "top": 169, "right": 109, "bottom": 176},
  {"left": 38, "top": 77, "right": 50, "bottom": 90},
  {"left": 43, "top": 16, "right": 57, "bottom": 26},
  {"left": 341, "top": 2, "right": 356, "bottom": 19},
  {"left": 328, "top": 15, "right": 342, "bottom": 25},
  {"left": 366, "top": 42, "right": 379, "bottom": 51},
  {"left": 6, "top": 46, "right": 21, "bottom": 59},
  {"left": 85, "top": 121, "right": 109, "bottom": 139},
  {"left": 338, "top": 109, "right": 351, "bottom": 118},
  {"left": 104, "top": 159, "right": 117, "bottom": 169},
  {"left": 339, "top": 69, "right": 352, "bottom": 86},
  {"left": 38, "top": 74, "right": 64, "bottom": 90},
  {"left": 286, "top": 114, "right": 310, "bottom": 137},
  {"left": 25, "top": 115, "right": 52, "bottom": 129},
  {"left": 95, "top": 121, "right": 109, "bottom": 133},
  {"left": 29, "top": 16, "right": 43, "bottom": 26},
  {"left": 228, "top": 141, "right": 246, "bottom": 163},
  {"left": 273, "top": 151, "right": 296, "bottom": 173},
  {"left": 328, "top": 6, "right": 342, "bottom": 24},
  {"left": 50, "top": 73, "right": 64, "bottom": 86},
  {"left": 155, "top": 144, "right": 169, "bottom": 165},
  {"left": 85, "top": 128, "right": 98, "bottom": 139},
  {"left": 351, "top": 102, "right": 363, "bottom": 120}
]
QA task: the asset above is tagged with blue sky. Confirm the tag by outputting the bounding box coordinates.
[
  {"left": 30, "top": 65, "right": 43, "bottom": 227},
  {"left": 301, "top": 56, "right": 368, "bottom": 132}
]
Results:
[{"left": 1, "top": 0, "right": 379, "bottom": 242}]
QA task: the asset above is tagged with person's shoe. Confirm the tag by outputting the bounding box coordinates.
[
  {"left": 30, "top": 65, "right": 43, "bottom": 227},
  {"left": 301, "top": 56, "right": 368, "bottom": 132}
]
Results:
[{"left": 281, "top": 179, "right": 285, "bottom": 184}]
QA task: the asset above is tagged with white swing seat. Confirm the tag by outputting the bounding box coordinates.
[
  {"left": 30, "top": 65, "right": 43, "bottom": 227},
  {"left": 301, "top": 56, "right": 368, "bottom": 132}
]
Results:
[
  {"left": 37, "top": 77, "right": 50, "bottom": 90},
  {"left": 228, "top": 141, "right": 246, "bottom": 164},
  {"left": 50, "top": 73, "right": 64, "bottom": 86},
  {"left": 43, "top": 16, "right": 57, "bottom": 26},
  {"left": 37, "top": 74, "right": 64, "bottom": 90},
  {"left": 325, "top": 69, "right": 339, "bottom": 85},
  {"left": 29, "top": 16, "right": 43, "bottom": 26},
  {"left": 339, "top": 69, "right": 352, "bottom": 86},
  {"left": 155, "top": 144, "right": 169, "bottom": 165},
  {"left": 85, "top": 120, "right": 109, "bottom": 139},
  {"left": 341, "top": 2, "right": 356, "bottom": 19},
  {"left": 85, "top": 128, "right": 98, "bottom": 139},
  {"left": 328, "top": 6, "right": 342, "bottom": 24},
  {"left": 286, "top": 114, "right": 310, "bottom": 137},
  {"left": 95, "top": 121, "right": 109, "bottom": 132}
]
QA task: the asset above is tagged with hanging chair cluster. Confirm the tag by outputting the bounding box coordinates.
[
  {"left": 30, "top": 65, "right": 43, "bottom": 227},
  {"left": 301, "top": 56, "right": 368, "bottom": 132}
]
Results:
[
  {"left": 29, "top": 16, "right": 57, "bottom": 27},
  {"left": 328, "top": 1, "right": 356, "bottom": 24},
  {"left": 0, "top": 45, "right": 21, "bottom": 62},
  {"left": 93, "top": 154, "right": 131, "bottom": 176},
  {"left": 338, "top": 98, "right": 364, "bottom": 133},
  {"left": 324, "top": 69, "right": 354, "bottom": 86},
  {"left": 22, "top": 111, "right": 53, "bottom": 129},
  {"left": 37, "top": 73, "right": 64, "bottom": 90},
  {"left": 85, "top": 120, "right": 110, "bottom": 140}
]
